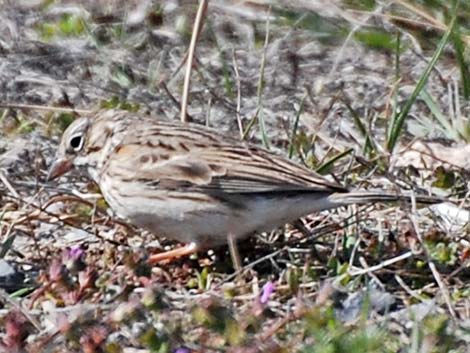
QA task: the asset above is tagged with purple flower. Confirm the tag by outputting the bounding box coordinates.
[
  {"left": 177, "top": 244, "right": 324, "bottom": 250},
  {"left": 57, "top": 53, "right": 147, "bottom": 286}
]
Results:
[
  {"left": 68, "top": 246, "right": 85, "bottom": 261},
  {"left": 63, "top": 246, "right": 86, "bottom": 272},
  {"left": 174, "top": 347, "right": 191, "bottom": 353},
  {"left": 260, "top": 281, "right": 275, "bottom": 304}
]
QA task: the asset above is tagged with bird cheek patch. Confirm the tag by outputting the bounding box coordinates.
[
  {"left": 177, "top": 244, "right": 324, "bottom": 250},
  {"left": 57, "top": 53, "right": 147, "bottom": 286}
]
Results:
[{"left": 87, "top": 122, "right": 112, "bottom": 151}]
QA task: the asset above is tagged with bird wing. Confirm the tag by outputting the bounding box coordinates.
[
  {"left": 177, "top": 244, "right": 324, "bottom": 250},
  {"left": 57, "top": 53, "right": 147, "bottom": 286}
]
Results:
[{"left": 105, "top": 141, "right": 347, "bottom": 195}]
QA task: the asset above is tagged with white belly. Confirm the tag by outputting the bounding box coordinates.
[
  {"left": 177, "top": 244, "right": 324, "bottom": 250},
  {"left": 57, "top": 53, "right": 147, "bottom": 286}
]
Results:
[{"left": 100, "top": 177, "right": 338, "bottom": 248}]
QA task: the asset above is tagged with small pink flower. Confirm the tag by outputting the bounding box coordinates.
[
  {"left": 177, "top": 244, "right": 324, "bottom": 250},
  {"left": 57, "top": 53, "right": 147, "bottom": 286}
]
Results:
[
  {"left": 174, "top": 347, "right": 191, "bottom": 353},
  {"left": 68, "top": 246, "right": 85, "bottom": 260},
  {"left": 260, "top": 281, "right": 275, "bottom": 304},
  {"left": 63, "top": 246, "right": 86, "bottom": 272}
]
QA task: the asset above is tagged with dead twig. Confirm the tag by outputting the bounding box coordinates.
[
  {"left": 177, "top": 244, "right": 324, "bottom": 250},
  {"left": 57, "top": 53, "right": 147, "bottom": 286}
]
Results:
[
  {"left": 232, "top": 49, "right": 243, "bottom": 139},
  {"left": 181, "top": 0, "right": 209, "bottom": 123},
  {"left": 218, "top": 246, "right": 287, "bottom": 287},
  {"left": 0, "top": 289, "right": 41, "bottom": 331},
  {"left": 408, "top": 202, "right": 457, "bottom": 320},
  {"left": 0, "top": 103, "right": 91, "bottom": 114},
  {"left": 343, "top": 250, "right": 414, "bottom": 279},
  {"left": 0, "top": 171, "right": 19, "bottom": 199},
  {"left": 253, "top": 6, "right": 271, "bottom": 147}
]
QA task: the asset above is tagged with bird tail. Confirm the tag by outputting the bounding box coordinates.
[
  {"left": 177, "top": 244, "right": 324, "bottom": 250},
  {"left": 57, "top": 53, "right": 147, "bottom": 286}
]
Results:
[{"left": 327, "top": 190, "right": 444, "bottom": 207}]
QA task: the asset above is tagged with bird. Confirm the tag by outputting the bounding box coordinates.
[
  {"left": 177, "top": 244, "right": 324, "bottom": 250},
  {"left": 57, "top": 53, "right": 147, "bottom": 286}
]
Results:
[{"left": 47, "top": 109, "right": 438, "bottom": 264}]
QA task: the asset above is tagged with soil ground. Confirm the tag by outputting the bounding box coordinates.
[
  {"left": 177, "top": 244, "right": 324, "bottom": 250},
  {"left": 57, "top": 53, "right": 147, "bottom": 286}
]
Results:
[{"left": 1, "top": 1, "right": 470, "bottom": 352}]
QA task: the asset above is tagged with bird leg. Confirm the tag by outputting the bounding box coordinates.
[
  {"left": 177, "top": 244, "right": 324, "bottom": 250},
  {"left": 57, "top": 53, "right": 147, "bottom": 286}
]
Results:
[
  {"left": 227, "top": 233, "right": 242, "bottom": 272},
  {"left": 148, "top": 242, "right": 198, "bottom": 264}
]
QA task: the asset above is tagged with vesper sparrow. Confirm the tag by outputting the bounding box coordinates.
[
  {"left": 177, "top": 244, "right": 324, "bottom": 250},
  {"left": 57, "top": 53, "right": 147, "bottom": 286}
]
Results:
[{"left": 48, "top": 110, "right": 435, "bottom": 263}]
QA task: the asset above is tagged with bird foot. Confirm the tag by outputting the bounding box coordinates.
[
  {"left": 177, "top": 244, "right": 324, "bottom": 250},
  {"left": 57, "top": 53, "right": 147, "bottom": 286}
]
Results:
[{"left": 148, "top": 242, "right": 198, "bottom": 264}]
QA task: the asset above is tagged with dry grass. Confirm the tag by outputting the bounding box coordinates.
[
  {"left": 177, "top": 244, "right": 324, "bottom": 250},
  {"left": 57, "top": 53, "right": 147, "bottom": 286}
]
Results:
[{"left": 1, "top": 1, "right": 470, "bottom": 352}]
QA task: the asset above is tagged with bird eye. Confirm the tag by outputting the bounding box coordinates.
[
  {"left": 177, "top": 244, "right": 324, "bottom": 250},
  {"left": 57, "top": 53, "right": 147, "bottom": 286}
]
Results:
[{"left": 69, "top": 134, "right": 84, "bottom": 151}]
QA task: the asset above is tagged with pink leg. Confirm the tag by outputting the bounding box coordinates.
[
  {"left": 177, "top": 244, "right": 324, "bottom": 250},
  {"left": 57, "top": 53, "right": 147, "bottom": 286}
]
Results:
[{"left": 148, "top": 242, "right": 198, "bottom": 264}]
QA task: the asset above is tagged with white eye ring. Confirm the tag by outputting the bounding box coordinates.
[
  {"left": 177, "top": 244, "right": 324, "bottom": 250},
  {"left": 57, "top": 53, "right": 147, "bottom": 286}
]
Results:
[{"left": 69, "top": 134, "right": 84, "bottom": 151}]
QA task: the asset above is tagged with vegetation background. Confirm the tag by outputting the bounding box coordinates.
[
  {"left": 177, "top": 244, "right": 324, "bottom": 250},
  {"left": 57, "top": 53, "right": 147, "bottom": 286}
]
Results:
[{"left": 1, "top": 0, "right": 470, "bottom": 352}]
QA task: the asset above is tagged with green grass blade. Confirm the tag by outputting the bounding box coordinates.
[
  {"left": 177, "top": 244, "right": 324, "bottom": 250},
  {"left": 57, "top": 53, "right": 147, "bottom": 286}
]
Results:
[
  {"left": 9, "top": 287, "right": 35, "bottom": 298},
  {"left": 258, "top": 109, "right": 270, "bottom": 148},
  {"left": 450, "top": 17, "right": 470, "bottom": 99},
  {"left": 343, "top": 100, "right": 376, "bottom": 157},
  {"left": 242, "top": 108, "right": 259, "bottom": 140},
  {"left": 316, "top": 148, "right": 354, "bottom": 175},
  {"left": 0, "top": 233, "right": 16, "bottom": 259},
  {"left": 386, "top": 15, "right": 457, "bottom": 152},
  {"left": 420, "top": 90, "right": 459, "bottom": 140},
  {"left": 288, "top": 95, "right": 306, "bottom": 158}
]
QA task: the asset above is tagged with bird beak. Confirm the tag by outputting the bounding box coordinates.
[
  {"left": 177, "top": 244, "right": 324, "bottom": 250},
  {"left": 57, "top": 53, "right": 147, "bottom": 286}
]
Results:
[{"left": 47, "top": 158, "right": 73, "bottom": 181}]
